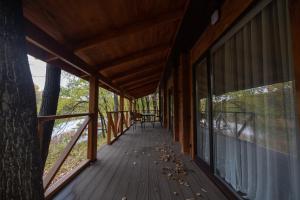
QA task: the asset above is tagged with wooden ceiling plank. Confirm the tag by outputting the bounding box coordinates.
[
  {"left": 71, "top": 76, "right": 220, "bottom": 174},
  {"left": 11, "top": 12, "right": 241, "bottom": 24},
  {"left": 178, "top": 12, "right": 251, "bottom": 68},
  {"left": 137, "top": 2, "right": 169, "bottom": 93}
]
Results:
[
  {"left": 130, "top": 87, "right": 157, "bottom": 97},
  {"left": 98, "top": 43, "right": 170, "bottom": 71},
  {"left": 108, "top": 60, "right": 164, "bottom": 80},
  {"left": 122, "top": 75, "right": 161, "bottom": 88},
  {"left": 74, "top": 10, "right": 183, "bottom": 52},
  {"left": 115, "top": 69, "right": 162, "bottom": 85},
  {"left": 24, "top": 19, "right": 96, "bottom": 75},
  {"left": 125, "top": 79, "right": 160, "bottom": 91},
  {"left": 127, "top": 82, "right": 157, "bottom": 92},
  {"left": 111, "top": 63, "right": 163, "bottom": 82},
  {"left": 24, "top": 19, "right": 127, "bottom": 97}
]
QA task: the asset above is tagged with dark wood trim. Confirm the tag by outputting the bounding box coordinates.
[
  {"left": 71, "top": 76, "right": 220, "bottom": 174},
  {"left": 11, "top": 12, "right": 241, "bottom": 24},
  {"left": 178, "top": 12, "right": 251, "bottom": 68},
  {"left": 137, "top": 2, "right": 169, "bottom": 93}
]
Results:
[
  {"left": 74, "top": 11, "right": 183, "bottom": 52},
  {"left": 119, "top": 74, "right": 161, "bottom": 88}
]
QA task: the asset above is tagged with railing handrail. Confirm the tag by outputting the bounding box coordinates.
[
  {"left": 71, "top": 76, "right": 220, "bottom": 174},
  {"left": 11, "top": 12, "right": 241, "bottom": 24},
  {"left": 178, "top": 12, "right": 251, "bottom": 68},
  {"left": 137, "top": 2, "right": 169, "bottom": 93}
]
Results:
[
  {"left": 106, "top": 111, "right": 130, "bottom": 114},
  {"left": 38, "top": 113, "right": 92, "bottom": 122},
  {"left": 43, "top": 116, "right": 91, "bottom": 190}
]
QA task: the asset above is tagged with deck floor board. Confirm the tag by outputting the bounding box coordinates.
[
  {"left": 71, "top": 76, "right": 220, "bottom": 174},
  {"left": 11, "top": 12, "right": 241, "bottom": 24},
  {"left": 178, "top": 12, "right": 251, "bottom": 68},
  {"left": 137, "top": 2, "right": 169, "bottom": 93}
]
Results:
[{"left": 53, "top": 125, "right": 228, "bottom": 200}]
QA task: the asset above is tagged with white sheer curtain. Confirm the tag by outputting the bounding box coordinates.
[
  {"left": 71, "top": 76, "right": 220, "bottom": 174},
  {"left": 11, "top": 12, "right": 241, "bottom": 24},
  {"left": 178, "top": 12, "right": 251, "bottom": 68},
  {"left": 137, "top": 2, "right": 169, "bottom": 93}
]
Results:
[
  {"left": 211, "top": 0, "right": 300, "bottom": 199},
  {"left": 195, "top": 59, "right": 210, "bottom": 164}
]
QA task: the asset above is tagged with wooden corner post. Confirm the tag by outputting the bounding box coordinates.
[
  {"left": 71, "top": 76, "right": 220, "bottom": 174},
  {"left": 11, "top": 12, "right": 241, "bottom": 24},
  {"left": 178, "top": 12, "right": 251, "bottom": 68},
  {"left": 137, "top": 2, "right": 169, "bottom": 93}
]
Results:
[
  {"left": 88, "top": 76, "right": 98, "bottom": 161},
  {"left": 120, "top": 94, "right": 124, "bottom": 133}
]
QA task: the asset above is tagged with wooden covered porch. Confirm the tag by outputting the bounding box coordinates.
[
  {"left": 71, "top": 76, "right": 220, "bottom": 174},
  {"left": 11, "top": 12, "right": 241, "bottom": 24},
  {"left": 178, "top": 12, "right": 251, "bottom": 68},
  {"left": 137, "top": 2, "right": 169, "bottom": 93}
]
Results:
[
  {"left": 1, "top": 0, "right": 300, "bottom": 199},
  {"left": 52, "top": 124, "right": 226, "bottom": 200}
]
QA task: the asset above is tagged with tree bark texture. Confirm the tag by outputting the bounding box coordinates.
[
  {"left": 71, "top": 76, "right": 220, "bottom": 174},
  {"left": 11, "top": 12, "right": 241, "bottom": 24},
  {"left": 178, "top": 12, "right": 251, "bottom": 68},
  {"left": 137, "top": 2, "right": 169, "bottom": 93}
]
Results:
[
  {"left": 39, "top": 64, "right": 61, "bottom": 169},
  {"left": 0, "top": 0, "right": 44, "bottom": 199}
]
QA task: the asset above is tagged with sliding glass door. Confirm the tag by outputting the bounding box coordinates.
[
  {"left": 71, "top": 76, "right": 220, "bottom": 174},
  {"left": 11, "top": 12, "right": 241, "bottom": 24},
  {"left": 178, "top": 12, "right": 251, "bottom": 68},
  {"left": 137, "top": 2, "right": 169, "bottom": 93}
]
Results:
[
  {"left": 194, "top": 0, "right": 300, "bottom": 199},
  {"left": 195, "top": 58, "right": 210, "bottom": 164}
]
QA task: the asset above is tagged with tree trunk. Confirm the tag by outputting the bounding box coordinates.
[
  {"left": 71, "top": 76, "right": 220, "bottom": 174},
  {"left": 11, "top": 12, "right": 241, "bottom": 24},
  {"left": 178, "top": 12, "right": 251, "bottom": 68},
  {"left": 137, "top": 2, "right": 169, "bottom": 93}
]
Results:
[
  {"left": 39, "top": 64, "right": 61, "bottom": 169},
  {"left": 145, "top": 96, "right": 150, "bottom": 113},
  {"left": 0, "top": 0, "right": 44, "bottom": 199},
  {"left": 141, "top": 98, "right": 145, "bottom": 112},
  {"left": 113, "top": 94, "right": 118, "bottom": 112}
]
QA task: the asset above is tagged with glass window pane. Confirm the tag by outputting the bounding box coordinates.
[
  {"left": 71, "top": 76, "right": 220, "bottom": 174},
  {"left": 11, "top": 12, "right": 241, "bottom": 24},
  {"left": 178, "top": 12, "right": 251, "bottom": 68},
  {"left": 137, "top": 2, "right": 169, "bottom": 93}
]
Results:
[
  {"left": 211, "top": 0, "right": 300, "bottom": 199},
  {"left": 195, "top": 58, "right": 210, "bottom": 164}
]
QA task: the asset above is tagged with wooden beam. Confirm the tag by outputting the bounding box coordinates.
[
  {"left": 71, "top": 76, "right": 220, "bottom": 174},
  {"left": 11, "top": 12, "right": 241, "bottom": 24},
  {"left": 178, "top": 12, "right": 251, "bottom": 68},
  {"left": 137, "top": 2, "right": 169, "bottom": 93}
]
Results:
[
  {"left": 109, "top": 60, "right": 164, "bottom": 80},
  {"left": 88, "top": 77, "right": 98, "bottom": 161},
  {"left": 98, "top": 44, "right": 169, "bottom": 71},
  {"left": 132, "top": 87, "right": 157, "bottom": 98},
  {"left": 125, "top": 79, "right": 160, "bottom": 91},
  {"left": 74, "top": 10, "right": 182, "bottom": 52},
  {"left": 122, "top": 76, "right": 160, "bottom": 89},
  {"left": 128, "top": 82, "right": 157, "bottom": 93},
  {"left": 115, "top": 68, "right": 162, "bottom": 85},
  {"left": 24, "top": 18, "right": 124, "bottom": 96},
  {"left": 48, "top": 59, "right": 86, "bottom": 80},
  {"left": 113, "top": 64, "right": 163, "bottom": 82},
  {"left": 24, "top": 19, "right": 95, "bottom": 75},
  {"left": 26, "top": 41, "right": 55, "bottom": 61}
]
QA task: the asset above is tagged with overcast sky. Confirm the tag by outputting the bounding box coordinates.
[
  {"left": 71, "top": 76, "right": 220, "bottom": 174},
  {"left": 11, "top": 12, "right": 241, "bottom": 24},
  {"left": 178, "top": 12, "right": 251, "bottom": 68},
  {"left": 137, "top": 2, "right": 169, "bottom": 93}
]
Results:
[
  {"left": 28, "top": 55, "right": 69, "bottom": 91},
  {"left": 28, "top": 55, "right": 47, "bottom": 90}
]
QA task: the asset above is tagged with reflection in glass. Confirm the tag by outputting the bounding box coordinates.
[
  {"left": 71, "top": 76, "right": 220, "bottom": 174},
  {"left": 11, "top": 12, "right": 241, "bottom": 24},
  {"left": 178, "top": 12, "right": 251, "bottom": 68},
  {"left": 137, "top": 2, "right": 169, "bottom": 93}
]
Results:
[
  {"left": 195, "top": 59, "right": 210, "bottom": 164},
  {"left": 211, "top": 0, "right": 300, "bottom": 199}
]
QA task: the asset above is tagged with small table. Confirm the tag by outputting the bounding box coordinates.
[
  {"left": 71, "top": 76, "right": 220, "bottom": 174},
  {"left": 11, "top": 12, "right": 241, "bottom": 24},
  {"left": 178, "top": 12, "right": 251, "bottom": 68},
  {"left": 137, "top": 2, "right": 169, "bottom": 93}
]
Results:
[{"left": 141, "top": 113, "right": 155, "bottom": 128}]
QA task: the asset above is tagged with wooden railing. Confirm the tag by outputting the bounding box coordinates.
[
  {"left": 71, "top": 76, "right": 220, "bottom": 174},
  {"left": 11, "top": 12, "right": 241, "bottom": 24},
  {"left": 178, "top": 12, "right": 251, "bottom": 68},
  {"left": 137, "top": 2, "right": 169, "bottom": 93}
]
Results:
[
  {"left": 106, "top": 111, "right": 132, "bottom": 145},
  {"left": 37, "top": 113, "right": 92, "bottom": 198}
]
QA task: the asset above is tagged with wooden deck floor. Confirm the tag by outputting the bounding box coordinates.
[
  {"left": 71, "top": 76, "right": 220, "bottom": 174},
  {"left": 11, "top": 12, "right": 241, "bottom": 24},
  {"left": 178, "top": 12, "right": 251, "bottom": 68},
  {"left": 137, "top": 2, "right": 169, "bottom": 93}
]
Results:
[{"left": 53, "top": 124, "right": 227, "bottom": 200}]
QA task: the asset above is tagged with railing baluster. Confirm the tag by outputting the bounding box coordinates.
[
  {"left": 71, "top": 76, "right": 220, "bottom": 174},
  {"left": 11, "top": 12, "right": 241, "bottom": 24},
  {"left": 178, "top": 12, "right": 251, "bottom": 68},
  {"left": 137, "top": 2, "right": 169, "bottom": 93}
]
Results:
[{"left": 43, "top": 116, "right": 91, "bottom": 190}]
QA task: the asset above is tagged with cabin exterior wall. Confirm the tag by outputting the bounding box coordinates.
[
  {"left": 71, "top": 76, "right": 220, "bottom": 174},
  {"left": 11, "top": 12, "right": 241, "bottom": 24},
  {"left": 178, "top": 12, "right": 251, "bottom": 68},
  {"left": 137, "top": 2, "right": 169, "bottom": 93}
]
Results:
[{"left": 161, "top": 0, "right": 300, "bottom": 199}]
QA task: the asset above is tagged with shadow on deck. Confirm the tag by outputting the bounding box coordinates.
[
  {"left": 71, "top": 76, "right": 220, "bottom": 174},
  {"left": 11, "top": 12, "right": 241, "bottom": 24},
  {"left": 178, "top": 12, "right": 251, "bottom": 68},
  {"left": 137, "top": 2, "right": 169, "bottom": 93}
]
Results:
[{"left": 53, "top": 124, "right": 227, "bottom": 200}]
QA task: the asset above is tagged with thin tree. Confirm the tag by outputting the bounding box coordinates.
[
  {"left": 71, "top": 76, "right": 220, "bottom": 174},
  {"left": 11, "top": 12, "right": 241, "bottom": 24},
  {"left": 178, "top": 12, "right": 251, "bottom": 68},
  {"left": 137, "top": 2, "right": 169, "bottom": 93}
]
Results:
[
  {"left": 145, "top": 96, "right": 150, "bottom": 113},
  {"left": 114, "top": 94, "right": 118, "bottom": 112},
  {"left": 0, "top": 0, "right": 44, "bottom": 199},
  {"left": 39, "top": 64, "right": 61, "bottom": 169}
]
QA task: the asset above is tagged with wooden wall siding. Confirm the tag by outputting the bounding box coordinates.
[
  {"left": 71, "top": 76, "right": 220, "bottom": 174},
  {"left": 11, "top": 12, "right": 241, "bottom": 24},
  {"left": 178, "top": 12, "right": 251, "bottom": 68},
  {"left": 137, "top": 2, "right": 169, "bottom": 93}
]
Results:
[
  {"left": 191, "top": 0, "right": 255, "bottom": 64},
  {"left": 88, "top": 77, "right": 99, "bottom": 161},
  {"left": 178, "top": 63, "right": 184, "bottom": 147},
  {"left": 180, "top": 53, "right": 192, "bottom": 154},
  {"left": 289, "top": 0, "right": 300, "bottom": 122},
  {"left": 163, "top": 84, "right": 168, "bottom": 128},
  {"left": 173, "top": 65, "right": 180, "bottom": 142},
  {"left": 23, "top": 0, "right": 189, "bottom": 98}
]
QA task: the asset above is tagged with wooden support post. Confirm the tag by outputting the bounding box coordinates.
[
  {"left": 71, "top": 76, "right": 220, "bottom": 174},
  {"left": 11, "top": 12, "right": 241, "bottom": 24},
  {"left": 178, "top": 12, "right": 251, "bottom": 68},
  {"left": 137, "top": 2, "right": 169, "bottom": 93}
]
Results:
[
  {"left": 173, "top": 65, "right": 180, "bottom": 142},
  {"left": 180, "top": 53, "right": 193, "bottom": 154},
  {"left": 163, "top": 83, "right": 168, "bottom": 128},
  {"left": 88, "top": 76, "right": 98, "bottom": 161},
  {"left": 120, "top": 94, "right": 124, "bottom": 133}
]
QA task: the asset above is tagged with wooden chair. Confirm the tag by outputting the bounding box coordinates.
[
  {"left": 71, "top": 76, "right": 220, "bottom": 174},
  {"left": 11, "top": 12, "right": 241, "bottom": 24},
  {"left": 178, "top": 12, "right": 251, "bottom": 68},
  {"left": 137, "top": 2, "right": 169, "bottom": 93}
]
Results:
[{"left": 130, "top": 112, "right": 142, "bottom": 130}]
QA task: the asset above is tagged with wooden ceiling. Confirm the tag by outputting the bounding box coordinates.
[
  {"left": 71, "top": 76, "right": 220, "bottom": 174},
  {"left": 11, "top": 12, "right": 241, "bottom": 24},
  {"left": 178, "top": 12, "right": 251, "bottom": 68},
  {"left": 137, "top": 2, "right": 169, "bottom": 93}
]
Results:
[{"left": 23, "top": 0, "right": 188, "bottom": 99}]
